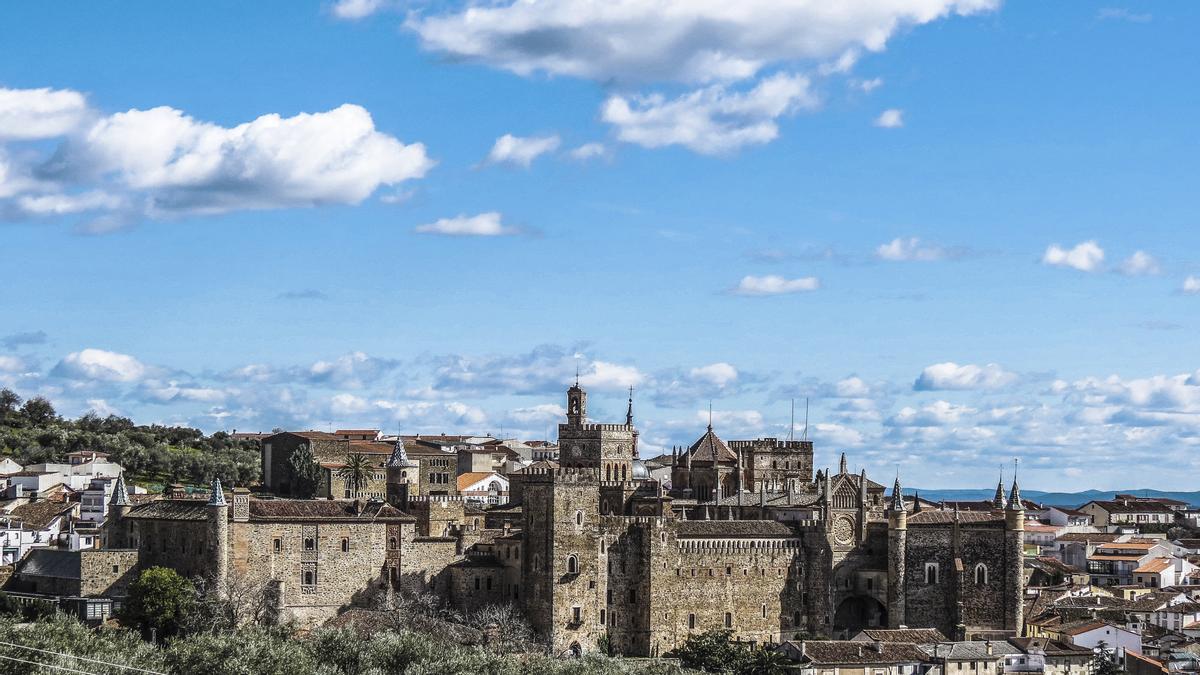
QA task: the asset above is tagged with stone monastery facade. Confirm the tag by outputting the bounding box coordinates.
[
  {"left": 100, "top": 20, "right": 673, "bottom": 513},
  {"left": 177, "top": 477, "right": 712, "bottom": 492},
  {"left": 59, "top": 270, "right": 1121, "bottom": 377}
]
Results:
[{"left": 101, "top": 383, "right": 1025, "bottom": 657}]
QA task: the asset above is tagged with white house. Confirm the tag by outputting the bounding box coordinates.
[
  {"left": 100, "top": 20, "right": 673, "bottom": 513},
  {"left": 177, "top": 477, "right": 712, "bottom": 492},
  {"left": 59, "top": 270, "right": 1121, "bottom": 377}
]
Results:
[
  {"left": 1134, "top": 557, "right": 1198, "bottom": 589},
  {"left": 1057, "top": 620, "right": 1140, "bottom": 663},
  {"left": 1044, "top": 507, "right": 1094, "bottom": 528},
  {"left": 456, "top": 471, "right": 509, "bottom": 505},
  {"left": 1078, "top": 500, "right": 1177, "bottom": 529},
  {"left": 0, "top": 500, "right": 76, "bottom": 565}
]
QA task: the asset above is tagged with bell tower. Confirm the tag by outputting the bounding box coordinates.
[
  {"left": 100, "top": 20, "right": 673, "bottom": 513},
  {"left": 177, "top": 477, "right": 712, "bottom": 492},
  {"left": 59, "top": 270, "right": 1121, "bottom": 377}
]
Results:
[{"left": 566, "top": 380, "right": 587, "bottom": 427}]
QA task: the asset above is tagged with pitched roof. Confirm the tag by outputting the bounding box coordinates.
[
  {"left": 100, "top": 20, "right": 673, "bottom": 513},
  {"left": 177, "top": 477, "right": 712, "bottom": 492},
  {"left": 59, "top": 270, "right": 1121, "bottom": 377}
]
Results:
[
  {"left": 125, "top": 499, "right": 210, "bottom": 521},
  {"left": 9, "top": 500, "right": 75, "bottom": 530},
  {"left": 856, "top": 628, "right": 948, "bottom": 644},
  {"left": 686, "top": 428, "right": 737, "bottom": 463},
  {"left": 677, "top": 520, "right": 795, "bottom": 538},
  {"left": 922, "top": 642, "right": 1004, "bottom": 661},
  {"left": 785, "top": 641, "right": 930, "bottom": 665},
  {"left": 1056, "top": 532, "right": 1122, "bottom": 542},
  {"left": 1135, "top": 558, "right": 1175, "bottom": 574},
  {"left": 457, "top": 472, "right": 505, "bottom": 492},
  {"left": 248, "top": 499, "right": 414, "bottom": 522},
  {"left": 1058, "top": 619, "right": 1117, "bottom": 636},
  {"left": 1086, "top": 500, "right": 1177, "bottom": 515},
  {"left": 908, "top": 510, "right": 1004, "bottom": 525},
  {"left": 18, "top": 549, "right": 81, "bottom": 580},
  {"left": 271, "top": 431, "right": 339, "bottom": 441},
  {"left": 1007, "top": 638, "right": 1093, "bottom": 657}
]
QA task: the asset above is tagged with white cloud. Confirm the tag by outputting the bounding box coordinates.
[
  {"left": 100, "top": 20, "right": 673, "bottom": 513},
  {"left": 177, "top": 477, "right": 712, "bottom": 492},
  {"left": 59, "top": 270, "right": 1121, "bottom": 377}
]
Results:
[
  {"left": 875, "top": 237, "right": 947, "bottom": 261},
  {"left": 1182, "top": 276, "right": 1200, "bottom": 294},
  {"left": 689, "top": 362, "right": 739, "bottom": 388},
  {"left": 569, "top": 143, "right": 609, "bottom": 160},
  {"left": 53, "top": 348, "right": 148, "bottom": 383},
  {"left": 601, "top": 73, "right": 818, "bottom": 154},
  {"left": 0, "top": 86, "right": 90, "bottom": 140},
  {"left": 1117, "top": 250, "right": 1160, "bottom": 276},
  {"left": 914, "top": 362, "right": 1017, "bottom": 391},
  {"left": 374, "top": 400, "right": 489, "bottom": 427},
  {"left": 330, "top": 393, "right": 371, "bottom": 415},
  {"left": 140, "top": 381, "right": 227, "bottom": 403},
  {"left": 1042, "top": 240, "right": 1105, "bottom": 272},
  {"left": 406, "top": 0, "right": 999, "bottom": 85},
  {"left": 888, "top": 400, "right": 977, "bottom": 427},
  {"left": 307, "top": 351, "right": 399, "bottom": 388},
  {"left": 732, "top": 274, "right": 820, "bottom": 296},
  {"left": 853, "top": 77, "right": 884, "bottom": 93},
  {"left": 579, "top": 361, "right": 645, "bottom": 390},
  {"left": 701, "top": 408, "right": 765, "bottom": 430},
  {"left": 85, "top": 399, "right": 121, "bottom": 417},
  {"left": 414, "top": 211, "right": 518, "bottom": 237},
  {"left": 15, "top": 190, "right": 123, "bottom": 216},
  {"left": 59, "top": 103, "right": 432, "bottom": 215},
  {"left": 508, "top": 404, "right": 565, "bottom": 426},
  {"left": 484, "top": 133, "right": 561, "bottom": 167},
  {"left": 835, "top": 377, "right": 872, "bottom": 398},
  {"left": 0, "top": 356, "right": 26, "bottom": 374},
  {"left": 331, "top": 0, "right": 388, "bottom": 20},
  {"left": 873, "top": 108, "right": 904, "bottom": 128},
  {"left": 812, "top": 422, "right": 865, "bottom": 447}
]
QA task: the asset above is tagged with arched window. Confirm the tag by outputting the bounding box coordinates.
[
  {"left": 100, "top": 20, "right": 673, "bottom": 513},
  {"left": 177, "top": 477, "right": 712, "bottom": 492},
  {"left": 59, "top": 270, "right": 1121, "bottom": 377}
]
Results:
[
  {"left": 925, "top": 562, "right": 939, "bottom": 585},
  {"left": 388, "top": 537, "right": 397, "bottom": 550},
  {"left": 975, "top": 563, "right": 988, "bottom": 585},
  {"left": 621, "top": 465, "right": 627, "bottom": 481},
  {"left": 575, "top": 510, "right": 584, "bottom": 526},
  {"left": 567, "top": 554, "right": 579, "bottom": 574},
  {"left": 304, "top": 538, "right": 315, "bottom": 550},
  {"left": 605, "top": 465, "right": 612, "bottom": 481}
]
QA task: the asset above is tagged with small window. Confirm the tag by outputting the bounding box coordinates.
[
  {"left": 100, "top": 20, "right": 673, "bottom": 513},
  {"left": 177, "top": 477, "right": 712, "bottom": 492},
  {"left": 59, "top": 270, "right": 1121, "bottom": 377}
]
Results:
[
  {"left": 111, "top": 565, "right": 119, "bottom": 574},
  {"left": 475, "top": 577, "right": 481, "bottom": 590},
  {"left": 688, "top": 613, "right": 696, "bottom": 630},
  {"left": 925, "top": 562, "right": 939, "bottom": 585},
  {"left": 725, "top": 612, "right": 732, "bottom": 628},
  {"left": 567, "top": 554, "right": 579, "bottom": 574},
  {"left": 600, "top": 609, "right": 606, "bottom": 625},
  {"left": 572, "top": 606, "right": 582, "bottom": 624},
  {"left": 793, "top": 611, "right": 802, "bottom": 627},
  {"left": 575, "top": 510, "right": 583, "bottom": 526},
  {"left": 628, "top": 589, "right": 635, "bottom": 604},
  {"left": 304, "top": 538, "right": 315, "bottom": 551},
  {"left": 486, "top": 577, "right": 492, "bottom": 590},
  {"left": 388, "top": 537, "right": 398, "bottom": 550},
  {"left": 341, "top": 538, "right": 350, "bottom": 553},
  {"left": 273, "top": 538, "right": 282, "bottom": 553},
  {"left": 975, "top": 563, "right": 988, "bottom": 585},
  {"left": 303, "top": 571, "right": 315, "bottom": 586}
]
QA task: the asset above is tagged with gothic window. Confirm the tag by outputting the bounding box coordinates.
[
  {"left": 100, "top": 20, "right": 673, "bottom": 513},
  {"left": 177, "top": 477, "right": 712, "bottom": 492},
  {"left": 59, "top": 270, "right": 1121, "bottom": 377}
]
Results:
[
  {"left": 304, "top": 537, "right": 315, "bottom": 551},
  {"left": 575, "top": 510, "right": 584, "bottom": 527},
  {"left": 975, "top": 563, "right": 988, "bottom": 585},
  {"left": 388, "top": 537, "right": 397, "bottom": 550},
  {"left": 567, "top": 555, "right": 579, "bottom": 575},
  {"left": 273, "top": 538, "right": 282, "bottom": 553},
  {"left": 341, "top": 538, "right": 350, "bottom": 553},
  {"left": 925, "top": 562, "right": 939, "bottom": 585}
]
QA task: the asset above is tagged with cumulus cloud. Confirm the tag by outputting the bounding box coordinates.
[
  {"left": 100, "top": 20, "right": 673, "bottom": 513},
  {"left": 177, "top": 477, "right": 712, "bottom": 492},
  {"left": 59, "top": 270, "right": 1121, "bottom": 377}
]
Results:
[
  {"left": 914, "top": 362, "right": 1018, "bottom": 391},
  {"left": 1117, "top": 250, "right": 1160, "bottom": 276},
  {"left": 414, "top": 212, "right": 519, "bottom": 237},
  {"left": 1182, "top": 276, "right": 1200, "bottom": 294},
  {"left": 307, "top": 351, "right": 400, "bottom": 389},
  {"left": 732, "top": 274, "right": 820, "bottom": 296},
  {"left": 887, "top": 400, "right": 977, "bottom": 427},
  {"left": 812, "top": 422, "right": 865, "bottom": 447},
  {"left": 405, "top": 0, "right": 999, "bottom": 85},
  {"left": 0, "top": 356, "right": 27, "bottom": 374},
  {"left": 601, "top": 73, "right": 818, "bottom": 154},
  {"left": 331, "top": 0, "right": 389, "bottom": 20},
  {"left": 0, "top": 87, "right": 433, "bottom": 230},
  {"left": 689, "top": 363, "right": 739, "bottom": 388},
  {"left": 484, "top": 134, "right": 561, "bottom": 167},
  {"left": 875, "top": 237, "right": 957, "bottom": 261},
  {"left": 0, "top": 86, "right": 91, "bottom": 140},
  {"left": 569, "top": 143, "right": 609, "bottom": 161},
  {"left": 873, "top": 108, "right": 904, "bottom": 128},
  {"left": 580, "top": 361, "right": 645, "bottom": 390},
  {"left": 52, "top": 348, "right": 148, "bottom": 383},
  {"left": 1042, "top": 240, "right": 1105, "bottom": 272}
]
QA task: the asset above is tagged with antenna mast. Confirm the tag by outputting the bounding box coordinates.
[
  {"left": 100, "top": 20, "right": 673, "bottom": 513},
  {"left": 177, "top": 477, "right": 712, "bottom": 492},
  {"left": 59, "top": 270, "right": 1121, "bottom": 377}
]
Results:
[{"left": 801, "top": 398, "right": 809, "bottom": 441}]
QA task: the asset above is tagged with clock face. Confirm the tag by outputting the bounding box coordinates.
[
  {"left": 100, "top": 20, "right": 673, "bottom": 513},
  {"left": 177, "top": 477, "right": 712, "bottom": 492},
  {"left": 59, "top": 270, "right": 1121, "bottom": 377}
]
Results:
[
  {"left": 833, "top": 515, "right": 855, "bottom": 546},
  {"left": 571, "top": 445, "right": 582, "bottom": 458}
]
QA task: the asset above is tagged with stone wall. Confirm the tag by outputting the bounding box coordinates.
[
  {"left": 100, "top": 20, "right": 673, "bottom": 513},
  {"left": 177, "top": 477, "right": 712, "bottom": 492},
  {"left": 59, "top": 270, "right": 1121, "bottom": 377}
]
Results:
[{"left": 80, "top": 550, "right": 139, "bottom": 597}]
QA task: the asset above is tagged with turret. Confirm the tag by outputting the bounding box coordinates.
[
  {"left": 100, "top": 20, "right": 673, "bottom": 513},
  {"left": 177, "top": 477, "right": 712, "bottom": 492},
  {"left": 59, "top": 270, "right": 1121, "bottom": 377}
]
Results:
[
  {"left": 566, "top": 381, "right": 587, "bottom": 426},
  {"left": 106, "top": 473, "right": 132, "bottom": 548},
  {"left": 839, "top": 452, "right": 848, "bottom": 475},
  {"left": 386, "top": 436, "right": 417, "bottom": 507},
  {"left": 207, "top": 478, "right": 229, "bottom": 595},
  {"left": 1004, "top": 475, "right": 1025, "bottom": 634},
  {"left": 887, "top": 476, "right": 908, "bottom": 628},
  {"left": 992, "top": 475, "right": 1007, "bottom": 513}
]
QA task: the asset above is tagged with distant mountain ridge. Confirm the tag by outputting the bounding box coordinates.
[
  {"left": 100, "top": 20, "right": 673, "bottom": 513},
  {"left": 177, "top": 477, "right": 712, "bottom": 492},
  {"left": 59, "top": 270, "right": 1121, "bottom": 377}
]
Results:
[{"left": 905, "top": 488, "right": 1200, "bottom": 508}]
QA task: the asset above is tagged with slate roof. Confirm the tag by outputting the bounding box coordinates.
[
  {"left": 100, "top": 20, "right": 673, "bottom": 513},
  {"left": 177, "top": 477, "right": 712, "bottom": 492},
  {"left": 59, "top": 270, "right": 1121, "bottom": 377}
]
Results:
[
  {"left": 784, "top": 641, "right": 930, "bottom": 665},
  {"left": 686, "top": 428, "right": 737, "bottom": 463},
  {"left": 714, "top": 490, "right": 822, "bottom": 508},
  {"left": 18, "top": 549, "right": 81, "bottom": 580},
  {"left": 677, "top": 520, "right": 796, "bottom": 538},
  {"left": 908, "top": 510, "right": 1004, "bottom": 525},
  {"left": 249, "top": 499, "right": 414, "bottom": 522},
  {"left": 9, "top": 500, "right": 75, "bottom": 530},
  {"left": 125, "top": 499, "right": 210, "bottom": 521},
  {"left": 1008, "top": 637, "right": 1093, "bottom": 657},
  {"left": 855, "top": 628, "right": 948, "bottom": 644},
  {"left": 1086, "top": 500, "right": 1177, "bottom": 515},
  {"left": 922, "top": 642, "right": 1005, "bottom": 661}
]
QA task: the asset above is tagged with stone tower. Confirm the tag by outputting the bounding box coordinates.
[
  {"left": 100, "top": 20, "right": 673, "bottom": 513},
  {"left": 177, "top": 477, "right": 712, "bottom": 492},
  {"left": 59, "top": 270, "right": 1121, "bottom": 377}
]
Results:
[
  {"left": 566, "top": 380, "right": 587, "bottom": 426},
  {"left": 207, "top": 477, "right": 229, "bottom": 594},
  {"left": 886, "top": 477, "right": 907, "bottom": 628},
  {"left": 386, "top": 436, "right": 417, "bottom": 507},
  {"left": 1004, "top": 477, "right": 1025, "bottom": 634},
  {"left": 106, "top": 473, "right": 132, "bottom": 548},
  {"left": 558, "top": 384, "right": 637, "bottom": 482}
]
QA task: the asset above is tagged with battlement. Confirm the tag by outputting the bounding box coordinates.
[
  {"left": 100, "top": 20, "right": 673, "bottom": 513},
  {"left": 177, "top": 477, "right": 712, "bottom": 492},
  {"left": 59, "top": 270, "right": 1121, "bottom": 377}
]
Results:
[
  {"left": 599, "top": 514, "right": 667, "bottom": 528},
  {"left": 518, "top": 466, "right": 602, "bottom": 483},
  {"left": 559, "top": 423, "right": 636, "bottom": 434},
  {"left": 728, "top": 438, "right": 813, "bottom": 451},
  {"left": 408, "top": 494, "right": 466, "bottom": 504},
  {"left": 678, "top": 538, "right": 804, "bottom": 551}
]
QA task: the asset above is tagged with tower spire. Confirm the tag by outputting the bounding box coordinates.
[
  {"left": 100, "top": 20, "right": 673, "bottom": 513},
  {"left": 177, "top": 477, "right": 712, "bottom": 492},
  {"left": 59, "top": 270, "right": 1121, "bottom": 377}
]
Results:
[
  {"left": 707, "top": 401, "right": 713, "bottom": 431},
  {"left": 839, "top": 452, "right": 848, "bottom": 475},
  {"left": 891, "top": 476, "right": 905, "bottom": 512},
  {"left": 1007, "top": 458, "right": 1022, "bottom": 510},
  {"left": 626, "top": 385, "right": 634, "bottom": 426},
  {"left": 208, "top": 477, "right": 226, "bottom": 506},
  {"left": 110, "top": 472, "right": 130, "bottom": 507},
  {"left": 993, "top": 465, "right": 1007, "bottom": 510}
]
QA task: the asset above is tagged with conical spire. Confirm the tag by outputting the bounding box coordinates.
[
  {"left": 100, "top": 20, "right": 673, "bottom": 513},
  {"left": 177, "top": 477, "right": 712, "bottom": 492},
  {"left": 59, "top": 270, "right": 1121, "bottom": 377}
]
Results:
[
  {"left": 839, "top": 452, "right": 848, "bottom": 475},
  {"left": 208, "top": 477, "right": 227, "bottom": 506},
  {"left": 110, "top": 472, "right": 130, "bottom": 507},
  {"left": 388, "top": 436, "right": 415, "bottom": 468},
  {"left": 992, "top": 474, "right": 1007, "bottom": 510},
  {"left": 626, "top": 386, "right": 634, "bottom": 426},
  {"left": 913, "top": 490, "right": 923, "bottom": 513},
  {"left": 891, "top": 476, "right": 905, "bottom": 512},
  {"left": 1008, "top": 476, "right": 1022, "bottom": 511}
]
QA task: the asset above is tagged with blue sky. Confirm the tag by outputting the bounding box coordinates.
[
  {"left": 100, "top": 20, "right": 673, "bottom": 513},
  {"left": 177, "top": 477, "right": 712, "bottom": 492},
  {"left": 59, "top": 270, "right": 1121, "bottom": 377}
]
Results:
[{"left": 1, "top": 1, "right": 1198, "bottom": 490}]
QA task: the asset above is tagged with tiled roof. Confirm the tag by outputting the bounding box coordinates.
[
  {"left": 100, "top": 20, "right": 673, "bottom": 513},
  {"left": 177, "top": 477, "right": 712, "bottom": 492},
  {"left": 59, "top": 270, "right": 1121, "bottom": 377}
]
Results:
[
  {"left": 10, "top": 500, "right": 75, "bottom": 530},
  {"left": 270, "top": 431, "right": 339, "bottom": 441},
  {"left": 1101, "top": 541, "right": 1158, "bottom": 550},
  {"left": 249, "top": 499, "right": 414, "bottom": 522},
  {"left": 686, "top": 428, "right": 737, "bottom": 463},
  {"left": 1007, "top": 638, "right": 1092, "bottom": 657},
  {"left": 347, "top": 441, "right": 394, "bottom": 456},
  {"left": 714, "top": 490, "right": 822, "bottom": 508},
  {"left": 1135, "top": 558, "right": 1174, "bottom": 574},
  {"left": 1058, "top": 619, "right": 1115, "bottom": 636},
  {"left": 17, "top": 549, "right": 80, "bottom": 580},
  {"left": 457, "top": 472, "right": 504, "bottom": 492},
  {"left": 856, "top": 628, "right": 948, "bottom": 644},
  {"left": 335, "top": 429, "right": 379, "bottom": 436},
  {"left": 922, "top": 642, "right": 1004, "bottom": 661},
  {"left": 785, "top": 641, "right": 930, "bottom": 665},
  {"left": 1056, "top": 533, "right": 1121, "bottom": 542},
  {"left": 1086, "top": 500, "right": 1177, "bottom": 515},
  {"left": 125, "top": 499, "right": 210, "bottom": 521},
  {"left": 908, "top": 511, "right": 1003, "bottom": 525},
  {"left": 677, "top": 520, "right": 795, "bottom": 538}
]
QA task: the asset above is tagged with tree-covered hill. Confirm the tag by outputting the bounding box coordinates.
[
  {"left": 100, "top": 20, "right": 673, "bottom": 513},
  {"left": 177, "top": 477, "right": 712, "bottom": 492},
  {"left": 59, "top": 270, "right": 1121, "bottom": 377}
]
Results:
[{"left": 0, "top": 388, "right": 260, "bottom": 489}]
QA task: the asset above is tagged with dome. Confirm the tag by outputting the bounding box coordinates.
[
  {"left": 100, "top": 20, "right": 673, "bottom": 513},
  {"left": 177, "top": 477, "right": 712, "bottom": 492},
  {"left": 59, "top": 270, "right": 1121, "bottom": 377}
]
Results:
[{"left": 631, "top": 460, "right": 651, "bottom": 480}]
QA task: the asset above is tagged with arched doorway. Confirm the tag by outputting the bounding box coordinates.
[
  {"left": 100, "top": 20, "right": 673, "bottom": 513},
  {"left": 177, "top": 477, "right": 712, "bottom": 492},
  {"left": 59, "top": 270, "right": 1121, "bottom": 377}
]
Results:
[
  {"left": 568, "top": 642, "right": 582, "bottom": 658},
  {"left": 833, "top": 596, "right": 887, "bottom": 637}
]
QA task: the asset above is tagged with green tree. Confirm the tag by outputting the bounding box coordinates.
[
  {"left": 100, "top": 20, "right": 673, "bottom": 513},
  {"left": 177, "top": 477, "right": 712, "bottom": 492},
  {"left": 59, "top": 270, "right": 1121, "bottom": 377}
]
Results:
[
  {"left": 18, "top": 396, "right": 56, "bottom": 426},
  {"left": 164, "top": 625, "right": 319, "bottom": 675},
  {"left": 337, "top": 452, "right": 373, "bottom": 499},
  {"left": 1093, "top": 644, "right": 1127, "bottom": 675},
  {"left": 119, "top": 566, "right": 196, "bottom": 641},
  {"left": 288, "top": 444, "right": 324, "bottom": 498},
  {"left": 671, "top": 630, "right": 752, "bottom": 673},
  {"left": 0, "top": 389, "right": 20, "bottom": 420}
]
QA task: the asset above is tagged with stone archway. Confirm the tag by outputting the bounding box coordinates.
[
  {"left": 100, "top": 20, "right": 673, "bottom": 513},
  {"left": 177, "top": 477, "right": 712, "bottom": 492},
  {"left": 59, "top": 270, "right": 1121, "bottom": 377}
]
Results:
[{"left": 833, "top": 595, "right": 887, "bottom": 637}]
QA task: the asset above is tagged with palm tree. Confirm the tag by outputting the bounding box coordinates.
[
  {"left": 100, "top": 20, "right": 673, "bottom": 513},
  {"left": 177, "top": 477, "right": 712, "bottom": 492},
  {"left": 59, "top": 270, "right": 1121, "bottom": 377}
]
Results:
[{"left": 337, "top": 453, "right": 372, "bottom": 499}]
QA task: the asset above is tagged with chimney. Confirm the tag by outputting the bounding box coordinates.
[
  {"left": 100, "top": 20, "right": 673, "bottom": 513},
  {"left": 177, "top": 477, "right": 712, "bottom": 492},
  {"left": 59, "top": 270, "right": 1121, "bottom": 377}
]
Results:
[
  {"left": 874, "top": 641, "right": 883, "bottom": 654},
  {"left": 986, "top": 641, "right": 993, "bottom": 655},
  {"left": 857, "top": 645, "right": 864, "bottom": 657}
]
